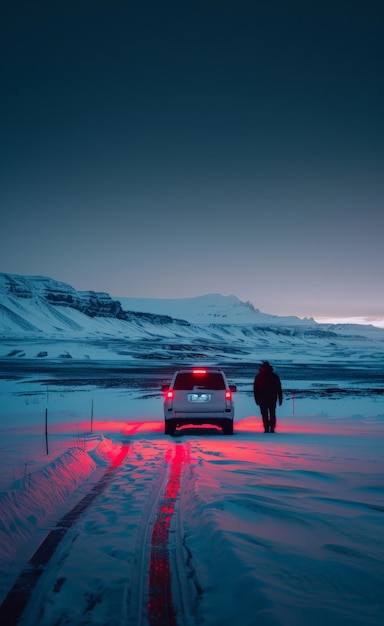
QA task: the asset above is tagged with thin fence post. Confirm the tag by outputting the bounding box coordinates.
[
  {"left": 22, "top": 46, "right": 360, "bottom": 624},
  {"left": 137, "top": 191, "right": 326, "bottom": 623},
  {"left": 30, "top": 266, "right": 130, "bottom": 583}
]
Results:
[{"left": 45, "top": 408, "right": 49, "bottom": 455}]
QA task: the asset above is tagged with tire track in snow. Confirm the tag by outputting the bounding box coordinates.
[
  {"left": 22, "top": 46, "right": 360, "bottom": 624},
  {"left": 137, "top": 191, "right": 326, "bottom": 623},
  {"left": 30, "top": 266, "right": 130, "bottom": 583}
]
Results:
[
  {"left": 0, "top": 441, "right": 132, "bottom": 626},
  {"left": 147, "top": 443, "right": 188, "bottom": 626}
]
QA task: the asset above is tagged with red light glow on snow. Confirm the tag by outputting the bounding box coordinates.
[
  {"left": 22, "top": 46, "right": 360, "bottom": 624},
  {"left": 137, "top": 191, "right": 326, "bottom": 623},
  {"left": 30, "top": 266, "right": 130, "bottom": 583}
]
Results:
[{"left": 148, "top": 445, "right": 188, "bottom": 625}]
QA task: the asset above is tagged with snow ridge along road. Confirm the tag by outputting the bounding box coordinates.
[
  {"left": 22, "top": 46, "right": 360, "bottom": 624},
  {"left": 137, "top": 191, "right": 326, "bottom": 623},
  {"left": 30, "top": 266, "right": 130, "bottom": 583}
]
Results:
[{"left": 0, "top": 443, "right": 131, "bottom": 626}]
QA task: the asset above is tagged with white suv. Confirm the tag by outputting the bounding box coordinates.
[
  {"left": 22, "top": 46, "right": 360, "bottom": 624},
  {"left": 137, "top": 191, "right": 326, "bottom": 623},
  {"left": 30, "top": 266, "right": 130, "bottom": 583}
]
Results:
[{"left": 162, "top": 367, "right": 236, "bottom": 436}]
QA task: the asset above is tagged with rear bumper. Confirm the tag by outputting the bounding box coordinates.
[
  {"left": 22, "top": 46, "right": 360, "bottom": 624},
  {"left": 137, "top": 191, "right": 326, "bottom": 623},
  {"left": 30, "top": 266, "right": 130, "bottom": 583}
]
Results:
[{"left": 165, "top": 414, "right": 234, "bottom": 425}]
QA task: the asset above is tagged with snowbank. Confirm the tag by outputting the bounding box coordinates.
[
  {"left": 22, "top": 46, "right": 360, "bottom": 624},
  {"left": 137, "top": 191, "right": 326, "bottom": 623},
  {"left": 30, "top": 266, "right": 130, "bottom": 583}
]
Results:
[{"left": 0, "top": 437, "right": 124, "bottom": 563}]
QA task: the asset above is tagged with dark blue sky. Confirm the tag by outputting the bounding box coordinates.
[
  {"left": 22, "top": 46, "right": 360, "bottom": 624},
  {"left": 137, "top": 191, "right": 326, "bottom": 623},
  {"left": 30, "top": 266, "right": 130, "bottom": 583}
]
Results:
[{"left": 1, "top": 0, "right": 383, "bottom": 321}]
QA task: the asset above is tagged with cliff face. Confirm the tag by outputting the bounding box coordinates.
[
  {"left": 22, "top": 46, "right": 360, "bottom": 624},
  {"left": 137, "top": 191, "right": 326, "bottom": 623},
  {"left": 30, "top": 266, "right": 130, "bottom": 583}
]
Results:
[
  {"left": 1, "top": 274, "right": 125, "bottom": 318},
  {"left": 0, "top": 274, "right": 181, "bottom": 324}
]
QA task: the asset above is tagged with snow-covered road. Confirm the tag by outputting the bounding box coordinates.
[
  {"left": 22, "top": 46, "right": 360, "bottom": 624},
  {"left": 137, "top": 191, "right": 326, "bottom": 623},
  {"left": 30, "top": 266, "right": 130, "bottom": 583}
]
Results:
[{"left": 1, "top": 416, "right": 383, "bottom": 626}]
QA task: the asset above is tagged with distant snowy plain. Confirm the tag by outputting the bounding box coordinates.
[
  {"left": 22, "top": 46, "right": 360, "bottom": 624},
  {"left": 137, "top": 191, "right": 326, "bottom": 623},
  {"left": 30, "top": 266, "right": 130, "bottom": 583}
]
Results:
[{"left": 0, "top": 275, "right": 383, "bottom": 625}]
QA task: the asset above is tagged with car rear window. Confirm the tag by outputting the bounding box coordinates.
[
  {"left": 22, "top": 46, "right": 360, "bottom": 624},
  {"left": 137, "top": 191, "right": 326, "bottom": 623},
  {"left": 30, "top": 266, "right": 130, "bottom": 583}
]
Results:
[{"left": 173, "top": 373, "right": 226, "bottom": 390}]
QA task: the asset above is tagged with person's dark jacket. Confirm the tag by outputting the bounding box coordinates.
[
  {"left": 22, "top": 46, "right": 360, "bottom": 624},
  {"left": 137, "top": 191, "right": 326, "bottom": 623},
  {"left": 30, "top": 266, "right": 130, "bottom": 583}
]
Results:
[{"left": 253, "top": 362, "right": 283, "bottom": 407}]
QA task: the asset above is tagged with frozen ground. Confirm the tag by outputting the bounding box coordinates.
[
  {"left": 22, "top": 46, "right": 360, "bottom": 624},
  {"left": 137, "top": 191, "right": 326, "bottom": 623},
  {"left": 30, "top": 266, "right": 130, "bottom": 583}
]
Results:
[{"left": 0, "top": 360, "right": 383, "bottom": 626}]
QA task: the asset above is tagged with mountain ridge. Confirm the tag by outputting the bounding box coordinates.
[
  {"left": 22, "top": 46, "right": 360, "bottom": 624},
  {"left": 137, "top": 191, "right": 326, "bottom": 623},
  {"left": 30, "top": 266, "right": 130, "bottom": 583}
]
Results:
[
  {"left": 0, "top": 273, "right": 187, "bottom": 328},
  {"left": 0, "top": 273, "right": 315, "bottom": 328},
  {"left": 116, "top": 293, "right": 317, "bottom": 326},
  {"left": 1, "top": 273, "right": 383, "bottom": 363}
]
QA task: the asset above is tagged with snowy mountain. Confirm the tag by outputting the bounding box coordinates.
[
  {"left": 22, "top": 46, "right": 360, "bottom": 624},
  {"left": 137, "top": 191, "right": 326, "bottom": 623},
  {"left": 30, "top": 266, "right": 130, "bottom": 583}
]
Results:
[
  {"left": 0, "top": 273, "right": 383, "bottom": 363},
  {"left": 0, "top": 273, "right": 182, "bottom": 328},
  {"left": 117, "top": 294, "right": 316, "bottom": 326}
]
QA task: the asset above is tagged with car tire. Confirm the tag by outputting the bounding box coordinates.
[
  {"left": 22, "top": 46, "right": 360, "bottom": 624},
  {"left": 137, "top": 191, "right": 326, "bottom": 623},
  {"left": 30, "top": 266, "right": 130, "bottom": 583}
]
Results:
[
  {"left": 164, "top": 419, "right": 176, "bottom": 436},
  {"left": 222, "top": 419, "right": 234, "bottom": 435}
]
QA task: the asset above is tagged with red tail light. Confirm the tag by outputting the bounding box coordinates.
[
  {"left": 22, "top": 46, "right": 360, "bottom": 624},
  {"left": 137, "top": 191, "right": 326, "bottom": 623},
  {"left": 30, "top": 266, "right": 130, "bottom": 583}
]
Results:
[
  {"left": 225, "top": 390, "right": 232, "bottom": 400},
  {"left": 167, "top": 390, "right": 174, "bottom": 400},
  {"left": 193, "top": 369, "right": 206, "bottom": 375}
]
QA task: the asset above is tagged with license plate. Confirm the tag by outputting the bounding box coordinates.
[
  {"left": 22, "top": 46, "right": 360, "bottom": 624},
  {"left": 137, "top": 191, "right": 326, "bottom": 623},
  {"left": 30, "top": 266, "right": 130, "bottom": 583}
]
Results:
[{"left": 188, "top": 393, "right": 211, "bottom": 402}]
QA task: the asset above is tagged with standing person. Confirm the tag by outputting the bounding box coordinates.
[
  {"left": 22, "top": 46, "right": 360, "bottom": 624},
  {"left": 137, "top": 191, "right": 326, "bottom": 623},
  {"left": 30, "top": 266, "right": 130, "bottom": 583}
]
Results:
[{"left": 253, "top": 361, "right": 283, "bottom": 433}]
